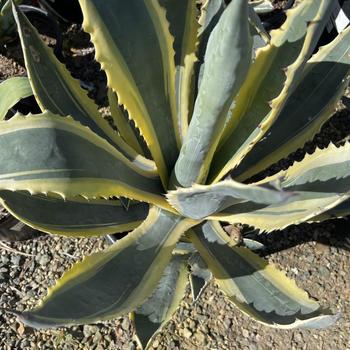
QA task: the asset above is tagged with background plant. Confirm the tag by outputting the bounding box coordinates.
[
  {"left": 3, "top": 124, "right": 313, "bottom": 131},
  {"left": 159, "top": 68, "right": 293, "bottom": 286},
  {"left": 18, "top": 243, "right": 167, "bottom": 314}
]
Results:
[
  {"left": 0, "top": 0, "right": 21, "bottom": 43},
  {"left": 0, "top": 0, "right": 349, "bottom": 348}
]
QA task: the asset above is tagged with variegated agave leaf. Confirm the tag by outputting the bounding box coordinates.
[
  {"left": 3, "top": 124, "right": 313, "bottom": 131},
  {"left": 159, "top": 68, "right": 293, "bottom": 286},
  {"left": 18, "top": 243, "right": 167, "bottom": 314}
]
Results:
[
  {"left": 210, "top": 0, "right": 335, "bottom": 183},
  {"left": 133, "top": 253, "right": 189, "bottom": 349},
  {"left": 190, "top": 222, "right": 340, "bottom": 328},
  {"left": 0, "top": 0, "right": 347, "bottom": 347}
]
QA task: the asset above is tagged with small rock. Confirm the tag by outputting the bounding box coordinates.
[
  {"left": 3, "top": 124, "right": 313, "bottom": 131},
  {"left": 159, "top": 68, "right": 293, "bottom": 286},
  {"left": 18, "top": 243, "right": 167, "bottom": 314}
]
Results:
[
  {"left": 294, "top": 332, "right": 303, "bottom": 343},
  {"left": 242, "top": 329, "right": 249, "bottom": 338},
  {"left": 36, "top": 254, "right": 50, "bottom": 266},
  {"left": 291, "top": 267, "right": 299, "bottom": 275},
  {"left": 10, "top": 255, "right": 21, "bottom": 266},
  {"left": 194, "top": 331, "right": 206, "bottom": 344},
  {"left": 93, "top": 330, "right": 102, "bottom": 343},
  {"left": 1, "top": 255, "right": 9, "bottom": 264},
  {"left": 319, "top": 266, "right": 330, "bottom": 277},
  {"left": 17, "top": 323, "right": 25, "bottom": 336},
  {"left": 152, "top": 339, "right": 160, "bottom": 348},
  {"left": 183, "top": 328, "right": 192, "bottom": 339},
  {"left": 305, "top": 255, "right": 314, "bottom": 263},
  {"left": 83, "top": 325, "right": 98, "bottom": 338},
  {"left": 121, "top": 318, "right": 130, "bottom": 331}
]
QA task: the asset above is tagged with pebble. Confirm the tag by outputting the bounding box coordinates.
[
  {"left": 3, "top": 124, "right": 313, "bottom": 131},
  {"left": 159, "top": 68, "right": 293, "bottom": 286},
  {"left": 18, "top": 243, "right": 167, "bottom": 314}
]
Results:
[
  {"left": 319, "top": 266, "right": 330, "bottom": 277},
  {"left": 242, "top": 329, "right": 249, "bottom": 338},
  {"left": 121, "top": 318, "right": 130, "bottom": 331},
  {"left": 152, "top": 339, "right": 159, "bottom": 348},
  {"left": 36, "top": 254, "right": 50, "bottom": 266},
  {"left": 182, "top": 328, "right": 192, "bottom": 339}
]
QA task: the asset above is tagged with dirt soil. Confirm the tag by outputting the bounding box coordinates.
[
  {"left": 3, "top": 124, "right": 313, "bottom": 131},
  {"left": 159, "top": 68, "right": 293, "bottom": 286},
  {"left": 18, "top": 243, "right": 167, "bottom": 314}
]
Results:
[{"left": 0, "top": 4, "right": 349, "bottom": 350}]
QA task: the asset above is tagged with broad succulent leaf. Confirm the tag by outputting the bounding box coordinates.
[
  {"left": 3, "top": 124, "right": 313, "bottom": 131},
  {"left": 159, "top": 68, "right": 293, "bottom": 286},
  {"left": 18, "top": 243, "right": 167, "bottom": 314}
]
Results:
[
  {"left": 190, "top": 221, "right": 340, "bottom": 328},
  {"left": 167, "top": 179, "right": 294, "bottom": 220},
  {"left": 12, "top": 5, "right": 157, "bottom": 175},
  {"left": 0, "top": 112, "right": 167, "bottom": 208},
  {"left": 0, "top": 190, "right": 148, "bottom": 237},
  {"left": 133, "top": 254, "right": 189, "bottom": 350},
  {"left": 310, "top": 199, "right": 350, "bottom": 222},
  {"left": 172, "top": 0, "right": 252, "bottom": 187},
  {"left": 197, "top": 0, "right": 226, "bottom": 60},
  {"left": 260, "top": 142, "right": 350, "bottom": 194},
  {"left": 214, "top": 192, "right": 349, "bottom": 232},
  {"left": 16, "top": 207, "right": 195, "bottom": 327},
  {"left": 78, "top": 0, "right": 179, "bottom": 186},
  {"left": 210, "top": 0, "right": 334, "bottom": 183},
  {"left": 0, "top": 77, "right": 32, "bottom": 120},
  {"left": 232, "top": 25, "right": 350, "bottom": 181}
]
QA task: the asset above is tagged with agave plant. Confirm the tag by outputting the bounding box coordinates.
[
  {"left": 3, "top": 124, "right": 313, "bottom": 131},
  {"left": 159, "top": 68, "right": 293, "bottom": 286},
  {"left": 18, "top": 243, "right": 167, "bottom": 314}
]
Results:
[{"left": 1, "top": 0, "right": 350, "bottom": 347}]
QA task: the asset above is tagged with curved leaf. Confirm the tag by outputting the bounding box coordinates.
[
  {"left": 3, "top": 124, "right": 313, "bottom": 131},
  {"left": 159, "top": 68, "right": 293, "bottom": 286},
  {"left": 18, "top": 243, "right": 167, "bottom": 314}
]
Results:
[
  {"left": 0, "top": 112, "right": 168, "bottom": 209},
  {"left": 15, "top": 207, "right": 195, "bottom": 327},
  {"left": 0, "top": 77, "right": 32, "bottom": 120},
  {"left": 107, "top": 88, "right": 145, "bottom": 156},
  {"left": 212, "top": 191, "right": 349, "bottom": 232},
  {"left": 190, "top": 221, "right": 339, "bottom": 328},
  {"left": 310, "top": 198, "right": 350, "bottom": 222},
  {"left": 210, "top": 0, "right": 334, "bottom": 183},
  {"left": 159, "top": 0, "right": 199, "bottom": 141},
  {"left": 0, "top": 190, "right": 148, "bottom": 237},
  {"left": 133, "top": 254, "right": 189, "bottom": 350},
  {"left": 79, "top": 0, "right": 179, "bottom": 185},
  {"left": 232, "top": 25, "right": 350, "bottom": 181},
  {"left": 167, "top": 179, "right": 293, "bottom": 220},
  {"left": 259, "top": 142, "right": 350, "bottom": 194},
  {"left": 12, "top": 5, "right": 157, "bottom": 175},
  {"left": 172, "top": 0, "right": 252, "bottom": 187}
]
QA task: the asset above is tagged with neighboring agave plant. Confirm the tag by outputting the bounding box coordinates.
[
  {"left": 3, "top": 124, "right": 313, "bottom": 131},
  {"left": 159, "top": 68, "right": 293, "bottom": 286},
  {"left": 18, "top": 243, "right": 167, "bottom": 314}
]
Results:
[
  {"left": 1, "top": 0, "right": 350, "bottom": 348},
  {"left": 0, "top": 0, "right": 21, "bottom": 43}
]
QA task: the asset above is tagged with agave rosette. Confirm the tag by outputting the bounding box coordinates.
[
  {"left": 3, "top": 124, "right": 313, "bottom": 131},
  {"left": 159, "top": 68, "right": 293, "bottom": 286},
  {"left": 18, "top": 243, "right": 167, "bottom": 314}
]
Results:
[{"left": 0, "top": 0, "right": 349, "bottom": 348}]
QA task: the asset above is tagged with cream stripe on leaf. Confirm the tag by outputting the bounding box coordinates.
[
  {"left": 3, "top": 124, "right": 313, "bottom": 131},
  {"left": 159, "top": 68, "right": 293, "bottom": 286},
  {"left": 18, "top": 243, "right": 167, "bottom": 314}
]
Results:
[
  {"left": 190, "top": 221, "right": 339, "bottom": 329},
  {"left": 107, "top": 88, "right": 146, "bottom": 156},
  {"left": 12, "top": 5, "right": 156, "bottom": 175},
  {"left": 310, "top": 198, "right": 350, "bottom": 222},
  {"left": 159, "top": 0, "right": 199, "bottom": 141},
  {"left": 211, "top": 191, "right": 349, "bottom": 232},
  {"left": 0, "top": 77, "right": 32, "bottom": 120},
  {"left": 171, "top": 0, "right": 252, "bottom": 187},
  {"left": 78, "top": 0, "right": 179, "bottom": 186},
  {"left": 133, "top": 253, "right": 189, "bottom": 350},
  {"left": 209, "top": 0, "right": 334, "bottom": 183},
  {"left": 0, "top": 190, "right": 148, "bottom": 237},
  {"left": 0, "top": 112, "right": 168, "bottom": 209},
  {"left": 232, "top": 25, "right": 350, "bottom": 182},
  {"left": 258, "top": 142, "right": 350, "bottom": 194},
  {"left": 15, "top": 207, "right": 196, "bottom": 328}
]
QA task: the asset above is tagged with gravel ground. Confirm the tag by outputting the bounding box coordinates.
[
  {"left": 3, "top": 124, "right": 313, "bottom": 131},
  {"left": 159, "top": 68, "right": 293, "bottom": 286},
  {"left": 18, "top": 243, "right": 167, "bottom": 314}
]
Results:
[
  {"left": 0, "top": 221, "right": 348, "bottom": 350},
  {"left": 0, "top": 3, "right": 349, "bottom": 350}
]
